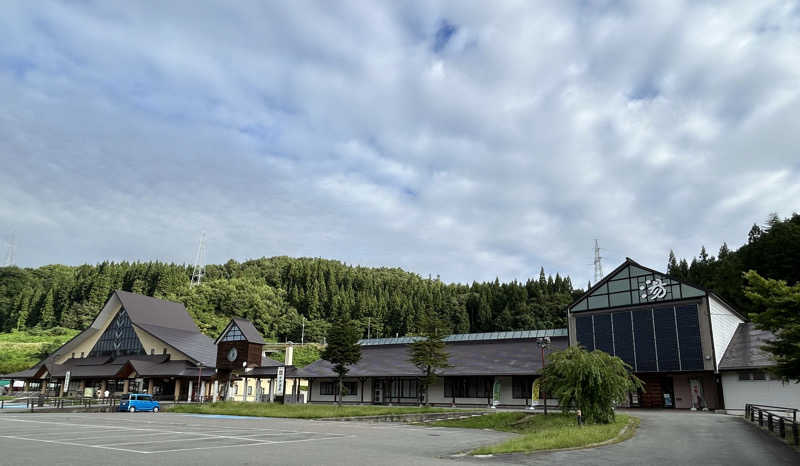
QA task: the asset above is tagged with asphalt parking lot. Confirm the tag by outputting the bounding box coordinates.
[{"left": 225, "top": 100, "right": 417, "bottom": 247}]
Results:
[
  {"left": 1, "top": 410, "right": 798, "bottom": 465},
  {"left": 0, "top": 412, "right": 510, "bottom": 465}
]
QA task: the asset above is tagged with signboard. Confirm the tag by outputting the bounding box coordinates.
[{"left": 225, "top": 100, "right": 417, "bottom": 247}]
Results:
[
  {"left": 63, "top": 370, "right": 71, "bottom": 394},
  {"left": 492, "top": 380, "right": 501, "bottom": 406},
  {"left": 276, "top": 366, "right": 285, "bottom": 394},
  {"left": 532, "top": 379, "right": 540, "bottom": 401}
]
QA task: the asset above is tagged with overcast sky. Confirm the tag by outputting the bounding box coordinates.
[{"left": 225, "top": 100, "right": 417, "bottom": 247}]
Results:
[{"left": 1, "top": 1, "right": 799, "bottom": 287}]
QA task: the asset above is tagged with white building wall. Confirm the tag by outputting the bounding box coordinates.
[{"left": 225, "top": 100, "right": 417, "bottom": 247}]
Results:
[
  {"left": 721, "top": 372, "right": 800, "bottom": 411},
  {"left": 709, "top": 296, "right": 744, "bottom": 368},
  {"left": 310, "top": 378, "right": 368, "bottom": 403}
]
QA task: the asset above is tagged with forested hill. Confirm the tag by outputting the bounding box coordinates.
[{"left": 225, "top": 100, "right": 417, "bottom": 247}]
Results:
[
  {"left": 667, "top": 213, "right": 800, "bottom": 316},
  {"left": 0, "top": 256, "right": 580, "bottom": 342}
]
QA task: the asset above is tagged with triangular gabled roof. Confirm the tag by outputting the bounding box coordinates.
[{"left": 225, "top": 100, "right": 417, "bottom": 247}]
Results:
[
  {"left": 568, "top": 258, "right": 707, "bottom": 313},
  {"left": 115, "top": 291, "right": 200, "bottom": 333},
  {"left": 215, "top": 317, "right": 265, "bottom": 345}
]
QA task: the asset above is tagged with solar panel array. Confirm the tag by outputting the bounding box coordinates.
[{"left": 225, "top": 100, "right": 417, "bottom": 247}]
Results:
[{"left": 358, "top": 328, "right": 568, "bottom": 346}]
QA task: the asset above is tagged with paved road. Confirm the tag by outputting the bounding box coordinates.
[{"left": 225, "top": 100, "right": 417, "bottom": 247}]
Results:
[
  {"left": 0, "top": 410, "right": 797, "bottom": 465},
  {"left": 474, "top": 410, "right": 799, "bottom": 465}
]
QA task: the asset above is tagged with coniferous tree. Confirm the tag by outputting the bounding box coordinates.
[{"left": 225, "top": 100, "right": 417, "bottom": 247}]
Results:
[
  {"left": 744, "top": 270, "right": 800, "bottom": 382},
  {"left": 408, "top": 315, "right": 451, "bottom": 406},
  {"left": 321, "top": 319, "right": 361, "bottom": 406}
]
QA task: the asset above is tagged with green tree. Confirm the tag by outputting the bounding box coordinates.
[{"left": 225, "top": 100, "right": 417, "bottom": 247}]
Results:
[
  {"left": 408, "top": 315, "right": 451, "bottom": 406},
  {"left": 320, "top": 319, "right": 362, "bottom": 406},
  {"left": 39, "top": 288, "right": 56, "bottom": 328},
  {"left": 744, "top": 270, "right": 800, "bottom": 382},
  {"left": 542, "top": 346, "right": 643, "bottom": 424}
]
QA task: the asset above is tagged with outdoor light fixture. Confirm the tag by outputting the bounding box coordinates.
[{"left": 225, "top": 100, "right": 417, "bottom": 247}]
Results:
[{"left": 537, "top": 336, "right": 551, "bottom": 415}]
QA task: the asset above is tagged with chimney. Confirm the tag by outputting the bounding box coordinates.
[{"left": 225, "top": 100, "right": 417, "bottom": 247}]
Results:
[{"left": 285, "top": 344, "right": 294, "bottom": 366}]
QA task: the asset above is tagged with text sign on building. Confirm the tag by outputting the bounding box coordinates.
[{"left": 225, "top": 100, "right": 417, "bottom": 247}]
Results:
[
  {"left": 276, "top": 367, "right": 285, "bottom": 394},
  {"left": 63, "top": 370, "right": 71, "bottom": 394}
]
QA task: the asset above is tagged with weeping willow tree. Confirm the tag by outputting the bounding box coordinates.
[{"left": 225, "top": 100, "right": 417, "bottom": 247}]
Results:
[{"left": 541, "top": 346, "right": 643, "bottom": 424}]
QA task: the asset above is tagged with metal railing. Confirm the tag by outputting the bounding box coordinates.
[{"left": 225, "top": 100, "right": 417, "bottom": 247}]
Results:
[
  {"left": 745, "top": 404, "right": 799, "bottom": 446},
  {"left": 19, "top": 395, "right": 120, "bottom": 411}
]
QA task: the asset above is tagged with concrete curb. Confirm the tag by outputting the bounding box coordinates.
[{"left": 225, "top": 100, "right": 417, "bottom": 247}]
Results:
[{"left": 319, "top": 411, "right": 492, "bottom": 423}]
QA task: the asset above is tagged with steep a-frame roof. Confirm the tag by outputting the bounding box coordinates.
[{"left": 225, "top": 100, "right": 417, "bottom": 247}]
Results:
[
  {"left": 568, "top": 258, "right": 707, "bottom": 313},
  {"left": 215, "top": 317, "right": 266, "bottom": 345},
  {"left": 115, "top": 290, "right": 200, "bottom": 332}
]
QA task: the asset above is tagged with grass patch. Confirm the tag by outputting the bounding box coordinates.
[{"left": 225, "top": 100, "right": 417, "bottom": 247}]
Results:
[
  {"left": 0, "top": 395, "right": 16, "bottom": 401},
  {"left": 0, "top": 328, "right": 80, "bottom": 375},
  {"left": 432, "top": 412, "right": 637, "bottom": 455},
  {"left": 168, "top": 401, "right": 461, "bottom": 419}
]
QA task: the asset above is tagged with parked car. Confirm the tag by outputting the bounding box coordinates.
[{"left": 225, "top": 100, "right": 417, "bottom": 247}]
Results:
[{"left": 119, "top": 393, "right": 160, "bottom": 413}]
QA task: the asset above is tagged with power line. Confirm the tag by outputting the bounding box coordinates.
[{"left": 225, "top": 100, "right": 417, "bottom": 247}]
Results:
[{"left": 190, "top": 231, "right": 207, "bottom": 287}]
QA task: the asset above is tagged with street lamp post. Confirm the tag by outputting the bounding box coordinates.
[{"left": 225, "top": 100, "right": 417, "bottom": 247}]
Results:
[
  {"left": 537, "top": 336, "right": 551, "bottom": 415},
  {"left": 242, "top": 361, "right": 248, "bottom": 402},
  {"left": 196, "top": 363, "right": 202, "bottom": 402}
]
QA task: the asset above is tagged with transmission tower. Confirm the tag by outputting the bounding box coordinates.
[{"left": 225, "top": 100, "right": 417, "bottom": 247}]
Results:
[
  {"left": 190, "top": 231, "right": 207, "bottom": 287},
  {"left": 3, "top": 234, "right": 16, "bottom": 267},
  {"left": 593, "top": 239, "right": 604, "bottom": 283}
]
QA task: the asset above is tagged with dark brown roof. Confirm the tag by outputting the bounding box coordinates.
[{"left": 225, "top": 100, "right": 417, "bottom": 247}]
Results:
[
  {"left": 297, "top": 337, "right": 569, "bottom": 378},
  {"left": 126, "top": 360, "right": 215, "bottom": 377},
  {"left": 718, "top": 323, "right": 776, "bottom": 370}
]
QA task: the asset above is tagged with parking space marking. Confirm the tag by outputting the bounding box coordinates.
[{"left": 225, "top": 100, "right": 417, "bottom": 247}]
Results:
[
  {"left": 148, "top": 435, "right": 353, "bottom": 454},
  {"left": 0, "top": 416, "right": 353, "bottom": 455},
  {"left": 0, "top": 434, "right": 148, "bottom": 454},
  {"left": 48, "top": 431, "right": 170, "bottom": 442}
]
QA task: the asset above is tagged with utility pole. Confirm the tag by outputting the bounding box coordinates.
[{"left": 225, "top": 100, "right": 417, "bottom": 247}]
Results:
[
  {"left": 593, "top": 239, "right": 604, "bottom": 284},
  {"left": 190, "top": 231, "right": 207, "bottom": 287}
]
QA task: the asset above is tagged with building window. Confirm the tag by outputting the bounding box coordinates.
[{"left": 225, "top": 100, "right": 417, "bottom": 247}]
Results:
[
  {"left": 512, "top": 376, "right": 538, "bottom": 399},
  {"left": 233, "top": 384, "right": 239, "bottom": 395},
  {"left": 151, "top": 348, "right": 155, "bottom": 355},
  {"left": 444, "top": 376, "right": 492, "bottom": 398},
  {"left": 247, "top": 386, "right": 253, "bottom": 396},
  {"left": 738, "top": 372, "right": 751, "bottom": 381},
  {"left": 221, "top": 324, "right": 246, "bottom": 342},
  {"left": 71, "top": 352, "right": 75, "bottom": 359},
  {"left": 390, "top": 379, "right": 418, "bottom": 399},
  {"left": 751, "top": 371, "right": 767, "bottom": 381},
  {"left": 320, "top": 381, "right": 358, "bottom": 396},
  {"left": 163, "top": 348, "right": 167, "bottom": 355},
  {"left": 80, "top": 352, "right": 84, "bottom": 358}
]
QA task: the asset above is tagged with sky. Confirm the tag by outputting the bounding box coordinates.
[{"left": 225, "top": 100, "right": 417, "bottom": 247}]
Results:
[{"left": 1, "top": 1, "right": 799, "bottom": 287}]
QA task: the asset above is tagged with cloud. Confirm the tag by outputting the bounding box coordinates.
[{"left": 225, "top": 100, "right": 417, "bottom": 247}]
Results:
[{"left": 1, "top": 0, "right": 799, "bottom": 287}]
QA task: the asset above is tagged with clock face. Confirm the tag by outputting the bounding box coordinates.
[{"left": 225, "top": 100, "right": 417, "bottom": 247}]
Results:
[{"left": 226, "top": 347, "right": 238, "bottom": 362}]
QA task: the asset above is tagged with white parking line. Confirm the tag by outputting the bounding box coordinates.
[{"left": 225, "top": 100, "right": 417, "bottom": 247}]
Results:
[
  {"left": 0, "top": 434, "right": 147, "bottom": 454},
  {"left": 148, "top": 435, "right": 353, "bottom": 454}
]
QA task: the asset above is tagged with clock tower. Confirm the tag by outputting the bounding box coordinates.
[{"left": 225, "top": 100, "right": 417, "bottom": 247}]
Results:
[{"left": 215, "top": 318, "right": 266, "bottom": 370}]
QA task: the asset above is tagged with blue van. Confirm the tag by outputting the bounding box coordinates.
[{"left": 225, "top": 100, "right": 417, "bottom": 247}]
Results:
[{"left": 119, "top": 393, "right": 160, "bottom": 413}]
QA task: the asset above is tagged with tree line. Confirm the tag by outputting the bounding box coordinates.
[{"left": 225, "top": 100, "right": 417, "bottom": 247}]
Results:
[
  {"left": 0, "top": 256, "right": 580, "bottom": 342},
  {"left": 667, "top": 212, "right": 800, "bottom": 316}
]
